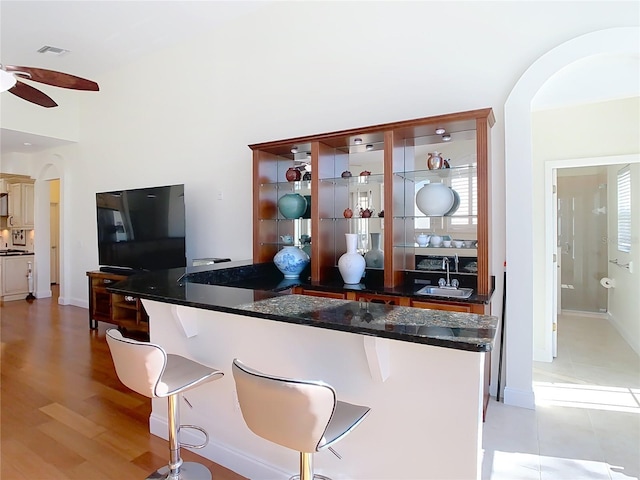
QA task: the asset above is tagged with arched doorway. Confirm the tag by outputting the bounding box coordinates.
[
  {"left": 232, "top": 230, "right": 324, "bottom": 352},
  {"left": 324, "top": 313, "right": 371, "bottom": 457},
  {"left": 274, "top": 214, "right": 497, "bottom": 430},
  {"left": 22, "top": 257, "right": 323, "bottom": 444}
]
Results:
[
  {"left": 503, "top": 27, "right": 640, "bottom": 409},
  {"left": 34, "top": 160, "right": 66, "bottom": 304}
]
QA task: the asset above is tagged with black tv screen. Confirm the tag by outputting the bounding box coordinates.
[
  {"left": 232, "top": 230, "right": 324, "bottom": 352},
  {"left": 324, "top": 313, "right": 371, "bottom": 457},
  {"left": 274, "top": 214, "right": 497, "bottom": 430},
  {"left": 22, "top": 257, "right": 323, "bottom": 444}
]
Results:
[{"left": 96, "top": 184, "right": 186, "bottom": 272}]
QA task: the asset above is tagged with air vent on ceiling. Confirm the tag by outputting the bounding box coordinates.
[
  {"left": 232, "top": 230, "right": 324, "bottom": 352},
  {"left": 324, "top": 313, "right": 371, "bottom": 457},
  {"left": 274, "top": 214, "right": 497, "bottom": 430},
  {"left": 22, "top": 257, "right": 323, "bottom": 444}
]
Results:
[{"left": 37, "top": 45, "right": 70, "bottom": 56}]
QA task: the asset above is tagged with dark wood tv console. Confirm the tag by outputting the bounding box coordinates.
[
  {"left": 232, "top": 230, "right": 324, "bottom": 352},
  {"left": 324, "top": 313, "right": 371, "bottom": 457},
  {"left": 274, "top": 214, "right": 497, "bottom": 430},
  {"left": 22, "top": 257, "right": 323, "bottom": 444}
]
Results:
[{"left": 86, "top": 270, "right": 149, "bottom": 340}]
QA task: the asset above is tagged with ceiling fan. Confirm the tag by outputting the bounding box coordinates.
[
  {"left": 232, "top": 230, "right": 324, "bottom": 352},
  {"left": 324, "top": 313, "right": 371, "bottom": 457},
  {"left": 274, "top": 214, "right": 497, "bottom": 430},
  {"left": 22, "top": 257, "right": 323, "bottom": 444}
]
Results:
[{"left": 0, "top": 64, "right": 99, "bottom": 108}]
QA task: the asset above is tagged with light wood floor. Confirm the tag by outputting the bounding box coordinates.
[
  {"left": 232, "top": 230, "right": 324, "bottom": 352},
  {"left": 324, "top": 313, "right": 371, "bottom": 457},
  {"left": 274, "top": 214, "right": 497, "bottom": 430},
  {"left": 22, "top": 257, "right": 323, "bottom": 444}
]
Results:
[{"left": 0, "top": 287, "right": 247, "bottom": 480}]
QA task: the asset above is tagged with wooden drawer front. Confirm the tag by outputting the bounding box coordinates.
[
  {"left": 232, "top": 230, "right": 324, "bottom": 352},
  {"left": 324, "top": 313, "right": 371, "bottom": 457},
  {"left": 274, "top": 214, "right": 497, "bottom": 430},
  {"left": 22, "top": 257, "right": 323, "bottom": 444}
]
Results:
[
  {"left": 350, "top": 293, "right": 410, "bottom": 306},
  {"left": 296, "top": 288, "right": 346, "bottom": 300},
  {"left": 410, "top": 300, "right": 473, "bottom": 313}
]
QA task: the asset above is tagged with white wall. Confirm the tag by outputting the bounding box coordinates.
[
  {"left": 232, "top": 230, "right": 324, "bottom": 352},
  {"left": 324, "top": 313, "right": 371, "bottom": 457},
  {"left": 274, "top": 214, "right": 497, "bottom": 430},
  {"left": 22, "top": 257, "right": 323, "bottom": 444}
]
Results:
[
  {"left": 607, "top": 163, "right": 640, "bottom": 354},
  {"left": 2, "top": 2, "right": 638, "bottom": 402}
]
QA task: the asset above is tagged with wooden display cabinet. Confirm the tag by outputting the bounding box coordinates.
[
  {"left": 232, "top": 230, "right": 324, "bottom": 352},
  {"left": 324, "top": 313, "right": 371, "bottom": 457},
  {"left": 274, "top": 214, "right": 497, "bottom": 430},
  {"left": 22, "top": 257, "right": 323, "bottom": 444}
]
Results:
[
  {"left": 250, "top": 108, "right": 495, "bottom": 301},
  {"left": 87, "top": 271, "right": 149, "bottom": 340}
]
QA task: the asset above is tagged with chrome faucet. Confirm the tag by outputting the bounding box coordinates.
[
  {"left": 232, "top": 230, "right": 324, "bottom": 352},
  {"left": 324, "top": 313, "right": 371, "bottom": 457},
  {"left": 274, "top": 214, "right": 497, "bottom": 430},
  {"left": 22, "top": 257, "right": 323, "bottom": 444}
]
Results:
[{"left": 439, "top": 257, "right": 459, "bottom": 289}]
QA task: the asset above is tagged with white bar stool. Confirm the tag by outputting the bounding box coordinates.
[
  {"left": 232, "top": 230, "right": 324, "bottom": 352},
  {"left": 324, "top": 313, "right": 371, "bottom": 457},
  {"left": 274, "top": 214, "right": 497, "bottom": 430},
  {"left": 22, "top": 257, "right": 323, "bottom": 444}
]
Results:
[
  {"left": 106, "top": 329, "right": 223, "bottom": 480},
  {"left": 232, "top": 358, "right": 370, "bottom": 480}
]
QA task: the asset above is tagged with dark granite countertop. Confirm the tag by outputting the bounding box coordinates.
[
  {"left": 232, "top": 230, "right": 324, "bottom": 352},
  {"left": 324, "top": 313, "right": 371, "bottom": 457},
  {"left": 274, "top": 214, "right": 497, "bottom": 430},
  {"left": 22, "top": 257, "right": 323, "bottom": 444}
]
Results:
[{"left": 108, "top": 260, "right": 497, "bottom": 352}]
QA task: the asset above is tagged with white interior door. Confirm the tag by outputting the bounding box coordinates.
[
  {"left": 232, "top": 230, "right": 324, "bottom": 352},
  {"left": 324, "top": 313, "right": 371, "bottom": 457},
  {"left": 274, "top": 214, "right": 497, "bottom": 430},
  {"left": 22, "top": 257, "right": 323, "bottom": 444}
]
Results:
[
  {"left": 50, "top": 202, "right": 59, "bottom": 284},
  {"left": 552, "top": 169, "right": 559, "bottom": 358}
]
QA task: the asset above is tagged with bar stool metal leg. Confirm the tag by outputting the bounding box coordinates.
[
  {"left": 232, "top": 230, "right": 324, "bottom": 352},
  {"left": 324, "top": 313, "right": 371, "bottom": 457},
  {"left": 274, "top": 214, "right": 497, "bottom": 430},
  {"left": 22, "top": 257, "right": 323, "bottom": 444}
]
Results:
[{"left": 146, "top": 393, "right": 211, "bottom": 480}]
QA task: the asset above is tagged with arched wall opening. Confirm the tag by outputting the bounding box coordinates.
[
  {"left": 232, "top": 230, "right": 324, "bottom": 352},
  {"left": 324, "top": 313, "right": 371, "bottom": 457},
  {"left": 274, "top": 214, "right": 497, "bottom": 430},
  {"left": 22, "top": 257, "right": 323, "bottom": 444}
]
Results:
[{"left": 503, "top": 27, "right": 639, "bottom": 409}]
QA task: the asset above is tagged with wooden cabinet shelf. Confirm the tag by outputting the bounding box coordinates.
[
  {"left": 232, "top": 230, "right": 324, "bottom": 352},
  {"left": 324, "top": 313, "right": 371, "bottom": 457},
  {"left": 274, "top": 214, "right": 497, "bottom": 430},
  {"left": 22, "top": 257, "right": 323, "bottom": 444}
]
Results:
[
  {"left": 251, "top": 108, "right": 494, "bottom": 297},
  {"left": 87, "top": 271, "right": 149, "bottom": 340}
]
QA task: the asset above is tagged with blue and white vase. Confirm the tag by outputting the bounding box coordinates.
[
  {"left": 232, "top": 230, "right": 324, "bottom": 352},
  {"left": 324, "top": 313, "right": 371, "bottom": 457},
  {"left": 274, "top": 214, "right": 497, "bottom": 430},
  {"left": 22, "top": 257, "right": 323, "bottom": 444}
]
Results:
[
  {"left": 338, "top": 233, "right": 366, "bottom": 284},
  {"left": 273, "top": 246, "right": 310, "bottom": 279}
]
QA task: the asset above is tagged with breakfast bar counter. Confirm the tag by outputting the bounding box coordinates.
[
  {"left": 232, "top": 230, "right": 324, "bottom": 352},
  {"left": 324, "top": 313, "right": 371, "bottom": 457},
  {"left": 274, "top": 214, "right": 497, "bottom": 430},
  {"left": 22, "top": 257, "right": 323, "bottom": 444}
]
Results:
[{"left": 109, "top": 261, "right": 497, "bottom": 480}]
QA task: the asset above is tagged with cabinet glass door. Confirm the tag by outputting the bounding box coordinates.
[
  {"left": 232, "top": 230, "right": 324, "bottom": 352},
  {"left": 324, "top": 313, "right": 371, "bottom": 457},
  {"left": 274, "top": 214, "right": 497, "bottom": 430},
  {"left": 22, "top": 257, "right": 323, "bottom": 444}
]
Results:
[
  {"left": 319, "top": 135, "right": 385, "bottom": 269},
  {"left": 394, "top": 130, "right": 478, "bottom": 272}
]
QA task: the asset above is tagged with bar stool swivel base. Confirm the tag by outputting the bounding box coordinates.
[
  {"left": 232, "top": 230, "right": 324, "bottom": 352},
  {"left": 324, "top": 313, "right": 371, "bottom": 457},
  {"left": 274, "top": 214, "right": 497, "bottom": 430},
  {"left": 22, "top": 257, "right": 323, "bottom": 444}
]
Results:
[{"left": 147, "top": 462, "right": 212, "bottom": 480}]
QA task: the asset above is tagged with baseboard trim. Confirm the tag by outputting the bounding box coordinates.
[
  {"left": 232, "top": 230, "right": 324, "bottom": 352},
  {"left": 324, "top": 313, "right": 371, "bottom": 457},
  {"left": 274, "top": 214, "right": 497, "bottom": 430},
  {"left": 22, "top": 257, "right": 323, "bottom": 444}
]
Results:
[
  {"left": 560, "top": 309, "right": 607, "bottom": 319},
  {"left": 150, "top": 413, "right": 289, "bottom": 480},
  {"left": 608, "top": 312, "right": 640, "bottom": 357},
  {"left": 503, "top": 387, "right": 536, "bottom": 410}
]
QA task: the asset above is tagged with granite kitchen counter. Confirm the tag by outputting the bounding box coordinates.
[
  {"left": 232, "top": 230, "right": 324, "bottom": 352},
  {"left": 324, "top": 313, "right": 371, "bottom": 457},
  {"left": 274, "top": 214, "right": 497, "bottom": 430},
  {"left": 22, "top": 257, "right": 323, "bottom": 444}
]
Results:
[{"left": 109, "top": 260, "right": 497, "bottom": 352}]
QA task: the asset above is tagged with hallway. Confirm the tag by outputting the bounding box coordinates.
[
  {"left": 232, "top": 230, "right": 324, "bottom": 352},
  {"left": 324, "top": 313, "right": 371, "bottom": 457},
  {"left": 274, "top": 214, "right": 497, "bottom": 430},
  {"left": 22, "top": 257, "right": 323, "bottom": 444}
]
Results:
[{"left": 482, "top": 312, "right": 640, "bottom": 480}]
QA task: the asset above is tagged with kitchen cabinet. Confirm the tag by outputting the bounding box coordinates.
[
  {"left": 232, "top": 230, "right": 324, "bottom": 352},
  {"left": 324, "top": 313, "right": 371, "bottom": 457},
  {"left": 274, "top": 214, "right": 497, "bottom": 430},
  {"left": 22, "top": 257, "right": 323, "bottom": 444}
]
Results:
[
  {"left": 7, "top": 182, "right": 34, "bottom": 228},
  {"left": 86, "top": 271, "right": 149, "bottom": 340},
  {"left": 250, "top": 108, "right": 494, "bottom": 298},
  {"left": 1, "top": 255, "right": 34, "bottom": 302}
]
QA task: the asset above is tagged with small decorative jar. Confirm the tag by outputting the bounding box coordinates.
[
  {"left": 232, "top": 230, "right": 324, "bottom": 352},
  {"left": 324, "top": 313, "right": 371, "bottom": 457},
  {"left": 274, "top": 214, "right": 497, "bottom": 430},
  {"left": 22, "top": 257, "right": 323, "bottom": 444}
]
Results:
[
  {"left": 273, "top": 246, "right": 310, "bottom": 279},
  {"left": 286, "top": 167, "right": 301, "bottom": 182},
  {"left": 341, "top": 170, "right": 352, "bottom": 178},
  {"left": 427, "top": 152, "right": 444, "bottom": 170},
  {"left": 343, "top": 207, "right": 353, "bottom": 218}
]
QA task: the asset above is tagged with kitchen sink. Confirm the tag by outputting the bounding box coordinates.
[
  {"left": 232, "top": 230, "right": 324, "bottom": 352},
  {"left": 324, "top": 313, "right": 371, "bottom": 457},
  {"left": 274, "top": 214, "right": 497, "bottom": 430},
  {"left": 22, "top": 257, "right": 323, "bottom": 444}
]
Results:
[{"left": 415, "top": 286, "right": 474, "bottom": 299}]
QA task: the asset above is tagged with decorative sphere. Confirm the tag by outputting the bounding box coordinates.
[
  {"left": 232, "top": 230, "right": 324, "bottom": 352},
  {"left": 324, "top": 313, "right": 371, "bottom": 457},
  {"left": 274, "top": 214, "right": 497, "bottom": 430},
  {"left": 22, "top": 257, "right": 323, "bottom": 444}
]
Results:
[{"left": 277, "top": 193, "right": 307, "bottom": 219}]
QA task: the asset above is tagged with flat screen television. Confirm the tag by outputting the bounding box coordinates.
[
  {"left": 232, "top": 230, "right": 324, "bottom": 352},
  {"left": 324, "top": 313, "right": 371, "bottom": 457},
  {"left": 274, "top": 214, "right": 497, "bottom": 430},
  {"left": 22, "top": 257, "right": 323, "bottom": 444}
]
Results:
[{"left": 96, "top": 184, "right": 186, "bottom": 274}]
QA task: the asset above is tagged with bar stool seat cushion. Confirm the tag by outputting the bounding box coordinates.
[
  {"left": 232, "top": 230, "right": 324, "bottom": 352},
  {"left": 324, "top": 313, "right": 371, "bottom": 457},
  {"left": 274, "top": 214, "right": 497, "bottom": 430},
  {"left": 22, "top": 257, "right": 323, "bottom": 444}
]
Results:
[{"left": 106, "top": 329, "right": 222, "bottom": 398}]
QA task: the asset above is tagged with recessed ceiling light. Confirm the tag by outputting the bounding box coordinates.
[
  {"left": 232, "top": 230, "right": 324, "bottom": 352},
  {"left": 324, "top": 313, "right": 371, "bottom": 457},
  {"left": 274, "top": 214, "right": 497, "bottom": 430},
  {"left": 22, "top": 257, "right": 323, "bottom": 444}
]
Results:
[
  {"left": 354, "top": 138, "right": 363, "bottom": 145},
  {"left": 442, "top": 134, "right": 451, "bottom": 141},
  {"left": 290, "top": 146, "right": 298, "bottom": 154},
  {"left": 435, "top": 128, "right": 446, "bottom": 135},
  {"left": 23, "top": 142, "right": 32, "bottom": 146},
  {"left": 366, "top": 144, "right": 374, "bottom": 151}
]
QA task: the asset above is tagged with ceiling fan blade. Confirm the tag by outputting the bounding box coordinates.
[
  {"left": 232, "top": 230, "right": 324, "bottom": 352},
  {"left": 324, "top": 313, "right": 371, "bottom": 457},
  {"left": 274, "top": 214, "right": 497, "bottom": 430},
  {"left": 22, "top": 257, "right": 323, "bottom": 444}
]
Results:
[
  {"left": 5, "top": 65, "right": 99, "bottom": 91},
  {"left": 8, "top": 80, "right": 58, "bottom": 108}
]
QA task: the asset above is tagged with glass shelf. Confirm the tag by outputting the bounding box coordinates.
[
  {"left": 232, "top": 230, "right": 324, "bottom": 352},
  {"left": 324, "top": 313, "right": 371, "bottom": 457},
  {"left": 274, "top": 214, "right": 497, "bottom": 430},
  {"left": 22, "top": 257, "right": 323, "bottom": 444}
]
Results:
[
  {"left": 259, "top": 180, "right": 312, "bottom": 189},
  {"left": 319, "top": 216, "right": 385, "bottom": 221},
  {"left": 392, "top": 215, "right": 477, "bottom": 219},
  {"left": 259, "top": 218, "right": 312, "bottom": 222},
  {"left": 394, "top": 165, "right": 476, "bottom": 183},
  {"left": 397, "top": 244, "right": 478, "bottom": 252},
  {"left": 319, "top": 173, "right": 384, "bottom": 186}
]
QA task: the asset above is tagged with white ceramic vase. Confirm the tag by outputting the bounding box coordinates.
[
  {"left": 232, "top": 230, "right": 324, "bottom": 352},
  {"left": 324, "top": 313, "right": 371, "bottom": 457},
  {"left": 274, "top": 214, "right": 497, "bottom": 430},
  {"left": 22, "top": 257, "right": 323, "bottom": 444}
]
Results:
[
  {"left": 364, "top": 232, "right": 384, "bottom": 268},
  {"left": 415, "top": 182, "right": 455, "bottom": 216},
  {"left": 273, "top": 246, "right": 310, "bottom": 279},
  {"left": 338, "top": 233, "right": 366, "bottom": 284}
]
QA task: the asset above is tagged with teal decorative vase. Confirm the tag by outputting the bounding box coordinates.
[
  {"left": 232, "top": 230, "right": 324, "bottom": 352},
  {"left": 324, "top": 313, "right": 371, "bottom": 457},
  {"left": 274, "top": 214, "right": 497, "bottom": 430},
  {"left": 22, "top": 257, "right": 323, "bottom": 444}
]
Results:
[
  {"left": 273, "top": 246, "right": 310, "bottom": 279},
  {"left": 277, "top": 193, "right": 307, "bottom": 219},
  {"left": 364, "top": 232, "right": 384, "bottom": 268}
]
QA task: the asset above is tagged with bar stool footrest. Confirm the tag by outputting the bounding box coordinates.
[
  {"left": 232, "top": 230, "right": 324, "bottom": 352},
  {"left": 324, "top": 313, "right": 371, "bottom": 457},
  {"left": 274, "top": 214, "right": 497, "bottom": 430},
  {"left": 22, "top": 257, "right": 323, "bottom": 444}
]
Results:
[{"left": 178, "top": 424, "right": 209, "bottom": 449}]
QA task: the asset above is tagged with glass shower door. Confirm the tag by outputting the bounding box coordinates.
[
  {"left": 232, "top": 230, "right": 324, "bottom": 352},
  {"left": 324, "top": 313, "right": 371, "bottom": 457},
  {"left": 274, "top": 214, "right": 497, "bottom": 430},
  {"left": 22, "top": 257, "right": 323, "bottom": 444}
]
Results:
[{"left": 558, "top": 171, "right": 608, "bottom": 313}]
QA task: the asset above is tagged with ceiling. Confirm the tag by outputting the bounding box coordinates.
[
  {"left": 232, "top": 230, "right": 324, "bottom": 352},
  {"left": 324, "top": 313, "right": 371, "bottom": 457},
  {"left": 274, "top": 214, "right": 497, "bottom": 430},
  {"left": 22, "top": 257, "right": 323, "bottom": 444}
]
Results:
[{"left": 0, "top": 1, "right": 267, "bottom": 156}]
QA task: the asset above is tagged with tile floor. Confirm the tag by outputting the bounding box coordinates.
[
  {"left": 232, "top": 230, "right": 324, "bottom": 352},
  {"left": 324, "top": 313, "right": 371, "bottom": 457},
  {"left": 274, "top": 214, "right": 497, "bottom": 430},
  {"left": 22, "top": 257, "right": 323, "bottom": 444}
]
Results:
[{"left": 482, "top": 312, "right": 640, "bottom": 480}]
